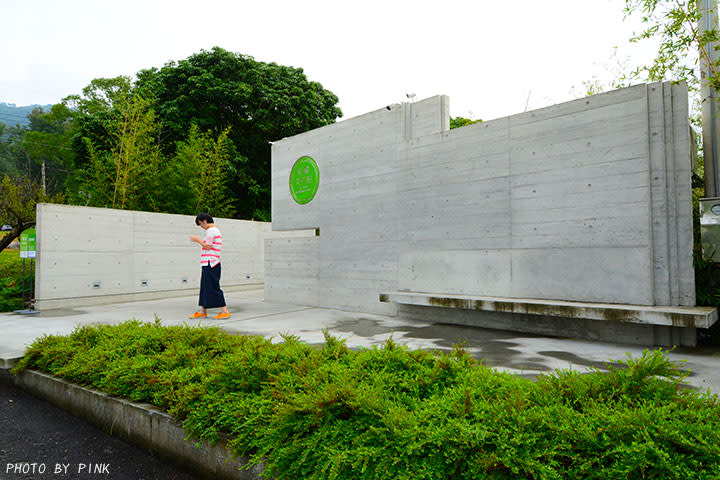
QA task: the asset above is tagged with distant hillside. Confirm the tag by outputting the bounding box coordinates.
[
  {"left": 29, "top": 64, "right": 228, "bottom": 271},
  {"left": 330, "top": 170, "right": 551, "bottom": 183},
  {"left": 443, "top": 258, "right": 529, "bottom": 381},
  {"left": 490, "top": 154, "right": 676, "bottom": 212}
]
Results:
[{"left": 0, "top": 102, "right": 53, "bottom": 127}]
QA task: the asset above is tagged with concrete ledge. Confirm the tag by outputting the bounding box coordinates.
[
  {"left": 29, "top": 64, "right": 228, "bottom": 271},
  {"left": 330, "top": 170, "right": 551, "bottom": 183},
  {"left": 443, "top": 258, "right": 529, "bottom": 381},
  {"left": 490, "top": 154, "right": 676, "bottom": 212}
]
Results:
[
  {"left": 36, "top": 283, "right": 264, "bottom": 310},
  {"left": 380, "top": 291, "right": 718, "bottom": 329},
  {"left": 396, "top": 303, "right": 698, "bottom": 347},
  {"left": 5, "top": 369, "right": 264, "bottom": 480}
]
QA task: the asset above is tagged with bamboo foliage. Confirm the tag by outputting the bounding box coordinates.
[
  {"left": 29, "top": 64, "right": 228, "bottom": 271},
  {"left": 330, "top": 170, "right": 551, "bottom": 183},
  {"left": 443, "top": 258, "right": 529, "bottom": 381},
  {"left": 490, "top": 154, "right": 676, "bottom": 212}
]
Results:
[
  {"left": 175, "top": 125, "right": 235, "bottom": 217},
  {"left": 80, "top": 94, "right": 163, "bottom": 211}
]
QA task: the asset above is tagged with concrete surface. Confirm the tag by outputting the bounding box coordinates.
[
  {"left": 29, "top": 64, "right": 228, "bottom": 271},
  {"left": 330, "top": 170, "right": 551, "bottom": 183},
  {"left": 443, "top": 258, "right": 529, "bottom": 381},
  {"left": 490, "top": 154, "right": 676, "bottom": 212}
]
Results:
[
  {"left": 34, "top": 204, "right": 270, "bottom": 310},
  {"left": 2, "top": 286, "right": 720, "bottom": 396},
  {"left": 268, "top": 83, "right": 695, "bottom": 326}
]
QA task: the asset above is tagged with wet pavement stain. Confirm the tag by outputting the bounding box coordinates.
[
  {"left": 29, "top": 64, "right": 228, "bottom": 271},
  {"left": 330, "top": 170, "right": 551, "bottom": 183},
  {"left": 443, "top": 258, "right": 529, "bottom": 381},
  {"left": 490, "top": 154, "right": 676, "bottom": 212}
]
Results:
[
  {"left": 31, "top": 308, "right": 89, "bottom": 318},
  {"left": 536, "top": 351, "right": 612, "bottom": 371},
  {"left": 333, "top": 318, "right": 398, "bottom": 338},
  {"left": 330, "top": 318, "right": 554, "bottom": 372}
]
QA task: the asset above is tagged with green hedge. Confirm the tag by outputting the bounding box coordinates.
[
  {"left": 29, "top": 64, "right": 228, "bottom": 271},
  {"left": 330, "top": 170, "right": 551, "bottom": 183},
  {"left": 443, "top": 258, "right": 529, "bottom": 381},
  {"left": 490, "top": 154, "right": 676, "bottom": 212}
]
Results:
[{"left": 13, "top": 320, "right": 720, "bottom": 479}]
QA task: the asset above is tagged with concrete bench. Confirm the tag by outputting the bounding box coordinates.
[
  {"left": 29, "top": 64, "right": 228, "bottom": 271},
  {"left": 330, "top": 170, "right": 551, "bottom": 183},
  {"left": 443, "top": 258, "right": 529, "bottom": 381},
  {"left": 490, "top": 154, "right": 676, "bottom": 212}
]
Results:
[
  {"left": 380, "top": 291, "right": 718, "bottom": 346},
  {"left": 379, "top": 291, "right": 717, "bottom": 328}
]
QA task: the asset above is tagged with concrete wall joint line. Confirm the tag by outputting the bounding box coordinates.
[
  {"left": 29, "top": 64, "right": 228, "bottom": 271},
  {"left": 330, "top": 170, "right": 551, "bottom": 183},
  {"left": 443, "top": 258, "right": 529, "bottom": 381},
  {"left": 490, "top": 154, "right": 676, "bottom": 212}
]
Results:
[
  {"left": 645, "top": 84, "right": 658, "bottom": 305},
  {"left": 233, "top": 306, "right": 316, "bottom": 323}
]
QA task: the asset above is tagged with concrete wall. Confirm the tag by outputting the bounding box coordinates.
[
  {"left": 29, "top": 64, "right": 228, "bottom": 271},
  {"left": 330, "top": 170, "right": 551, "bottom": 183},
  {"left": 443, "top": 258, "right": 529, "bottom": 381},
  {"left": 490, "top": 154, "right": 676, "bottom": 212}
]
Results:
[
  {"left": 35, "top": 204, "right": 270, "bottom": 309},
  {"left": 266, "top": 83, "right": 695, "bottom": 315}
]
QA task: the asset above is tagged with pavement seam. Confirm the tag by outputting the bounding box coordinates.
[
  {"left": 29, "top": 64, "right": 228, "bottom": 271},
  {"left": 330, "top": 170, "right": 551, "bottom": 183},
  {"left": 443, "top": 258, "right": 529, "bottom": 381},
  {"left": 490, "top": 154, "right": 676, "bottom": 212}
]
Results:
[{"left": 215, "top": 306, "right": 315, "bottom": 325}]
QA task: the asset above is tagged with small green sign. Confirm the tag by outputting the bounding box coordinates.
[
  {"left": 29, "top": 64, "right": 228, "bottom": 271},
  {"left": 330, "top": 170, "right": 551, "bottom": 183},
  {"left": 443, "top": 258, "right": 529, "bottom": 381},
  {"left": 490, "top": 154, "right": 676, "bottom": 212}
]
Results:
[
  {"left": 289, "top": 156, "right": 319, "bottom": 205},
  {"left": 20, "top": 228, "right": 36, "bottom": 259}
]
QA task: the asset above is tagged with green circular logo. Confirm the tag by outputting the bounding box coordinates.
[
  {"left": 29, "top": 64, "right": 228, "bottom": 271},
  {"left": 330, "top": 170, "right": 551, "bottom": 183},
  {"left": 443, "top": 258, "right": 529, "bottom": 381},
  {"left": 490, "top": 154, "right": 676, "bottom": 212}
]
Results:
[{"left": 289, "top": 156, "right": 319, "bottom": 204}]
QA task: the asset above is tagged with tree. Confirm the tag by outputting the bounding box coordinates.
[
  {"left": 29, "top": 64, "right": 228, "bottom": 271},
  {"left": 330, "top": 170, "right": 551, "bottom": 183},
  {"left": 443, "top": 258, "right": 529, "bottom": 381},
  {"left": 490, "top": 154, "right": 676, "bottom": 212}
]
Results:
[
  {"left": 64, "top": 76, "right": 135, "bottom": 117},
  {"left": 0, "top": 175, "right": 62, "bottom": 251},
  {"left": 22, "top": 105, "right": 75, "bottom": 195},
  {"left": 135, "top": 47, "right": 342, "bottom": 220},
  {"left": 0, "top": 126, "right": 20, "bottom": 175},
  {"left": 75, "top": 93, "right": 164, "bottom": 211},
  {"left": 620, "top": 2, "right": 718, "bottom": 189},
  {"left": 623, "top": 1, "right": 719, "bottom": 88},
  {"left": 450, "top": 116, "right": 482, "bottom": 129},
  {"left": 172, "top": 125, "right": 235, "bottom": 217},
  {"left": 62, "top": 76, "right": 136, "bottom": 176},
  {"left": 621, "top": 0, "right": 720, "bottom": 133},
  {"left": 64, "top": 77, "right": 239, "bottom": 216}
]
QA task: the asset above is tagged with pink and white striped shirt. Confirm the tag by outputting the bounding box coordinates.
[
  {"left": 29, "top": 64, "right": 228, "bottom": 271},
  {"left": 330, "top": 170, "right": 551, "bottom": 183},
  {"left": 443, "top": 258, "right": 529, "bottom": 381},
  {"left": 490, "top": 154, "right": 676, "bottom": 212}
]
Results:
[{"left": 200, "top": 226, "right": 222, "bottom": 267}]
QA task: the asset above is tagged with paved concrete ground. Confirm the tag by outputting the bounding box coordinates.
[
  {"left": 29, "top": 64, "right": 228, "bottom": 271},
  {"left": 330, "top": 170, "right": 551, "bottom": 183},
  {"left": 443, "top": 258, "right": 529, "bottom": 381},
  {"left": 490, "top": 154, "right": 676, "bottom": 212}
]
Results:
[{"left": 2, "top": 286, "right": 720, "bottom": 395}]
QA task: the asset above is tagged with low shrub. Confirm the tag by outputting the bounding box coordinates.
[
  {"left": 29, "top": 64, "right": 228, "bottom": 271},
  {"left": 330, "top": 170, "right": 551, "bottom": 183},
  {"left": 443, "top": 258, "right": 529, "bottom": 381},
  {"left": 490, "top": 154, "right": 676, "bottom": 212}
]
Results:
[
  {"left": 0, "top": 249, "right": 32, "bottom": 312},
  {"left": 13, "top": 320, "right": 720, "bottom": 479}
]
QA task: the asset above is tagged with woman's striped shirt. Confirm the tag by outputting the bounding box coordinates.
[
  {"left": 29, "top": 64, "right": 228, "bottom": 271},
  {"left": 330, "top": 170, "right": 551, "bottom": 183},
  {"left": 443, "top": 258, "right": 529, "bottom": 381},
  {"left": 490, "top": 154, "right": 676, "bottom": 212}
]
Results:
[{"left": 200, "top": 226, "right": 222, "bottom": 267}]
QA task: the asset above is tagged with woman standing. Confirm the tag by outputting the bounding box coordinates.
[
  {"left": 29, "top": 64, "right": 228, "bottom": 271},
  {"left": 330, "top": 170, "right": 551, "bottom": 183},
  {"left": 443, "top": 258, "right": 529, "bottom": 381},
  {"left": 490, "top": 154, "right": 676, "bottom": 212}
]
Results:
[{"left": 189, "top": 212, "right": 231, "bottom": 319}]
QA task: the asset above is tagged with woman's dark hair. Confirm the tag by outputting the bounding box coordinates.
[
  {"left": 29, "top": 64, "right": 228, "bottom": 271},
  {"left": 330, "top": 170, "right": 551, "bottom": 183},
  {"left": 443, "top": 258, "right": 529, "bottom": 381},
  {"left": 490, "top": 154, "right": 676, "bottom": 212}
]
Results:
[{"left": 195, "top": 212, "right": 213, "bottom": 225}]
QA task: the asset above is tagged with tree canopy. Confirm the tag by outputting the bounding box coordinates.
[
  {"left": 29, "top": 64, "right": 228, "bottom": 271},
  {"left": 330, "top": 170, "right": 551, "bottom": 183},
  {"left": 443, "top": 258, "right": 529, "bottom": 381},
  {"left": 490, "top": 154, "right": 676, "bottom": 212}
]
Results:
[
  {"left": 0, "top": 174, "right": 62, "bottom": 251},
  {"left": 449, "top": 116, "right": 482, "bottom": 129},
  {"left": 135, "top": 47, "right": 342, "bottom": 219}
]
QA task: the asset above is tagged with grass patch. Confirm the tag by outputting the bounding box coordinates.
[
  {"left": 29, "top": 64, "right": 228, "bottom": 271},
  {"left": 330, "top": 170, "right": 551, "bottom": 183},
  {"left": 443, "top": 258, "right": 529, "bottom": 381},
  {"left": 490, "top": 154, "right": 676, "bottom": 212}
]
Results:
[
  {"left": 0, "top": 249, "right": 32, "bottom": 312},
  {"left": 12, "top": 320, "right": 720, "bottom": 479}
]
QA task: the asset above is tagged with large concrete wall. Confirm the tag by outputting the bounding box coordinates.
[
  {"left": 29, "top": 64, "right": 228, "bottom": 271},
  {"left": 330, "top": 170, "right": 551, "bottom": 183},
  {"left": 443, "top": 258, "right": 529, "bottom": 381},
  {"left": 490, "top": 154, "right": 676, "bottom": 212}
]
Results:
[
  {"left": 35, "top": 204, "right": 270, "bottom": 309},
  {"left": 266, "top": 83, "right": 695, "bottom": 315}
]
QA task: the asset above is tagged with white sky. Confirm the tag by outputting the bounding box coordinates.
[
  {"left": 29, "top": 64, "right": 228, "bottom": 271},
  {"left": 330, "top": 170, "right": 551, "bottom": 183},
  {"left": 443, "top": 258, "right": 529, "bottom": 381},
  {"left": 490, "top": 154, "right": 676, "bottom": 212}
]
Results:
[{"left": 0, "top": 0, "right": 659, "bottom": 122}]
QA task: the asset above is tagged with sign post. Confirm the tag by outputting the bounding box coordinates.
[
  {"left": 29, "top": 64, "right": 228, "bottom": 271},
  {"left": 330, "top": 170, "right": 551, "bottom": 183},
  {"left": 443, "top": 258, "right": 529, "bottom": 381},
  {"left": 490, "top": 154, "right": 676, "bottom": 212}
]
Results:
[{"left": 15, "top": 228, "right": 38, "bottom": 314}]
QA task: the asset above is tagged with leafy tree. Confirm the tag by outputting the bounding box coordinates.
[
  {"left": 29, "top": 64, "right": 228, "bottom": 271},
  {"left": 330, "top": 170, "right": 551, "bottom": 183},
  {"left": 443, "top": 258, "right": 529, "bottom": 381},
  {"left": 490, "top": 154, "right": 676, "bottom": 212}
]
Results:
[
  {"left": 0, "top": 125, "right": 31, "bottom": 178},
  {"left": 0, "top": 123, "right": 13, "bottom": 176},
  {"left": 450, "top": 116, "right": 482, "bottom": 129},
  {"left": 62, "top": 76, "right": 136, "bottom": 175},
  {"left": 22, "top": 105, "right": 74, "bottom": 195},
  {"left": 135, "top": 47, "right": 342, "bottom": 219},
  {"left": 623, "top": 0, "right": 719, "bottom": 90},
  {"left": 64, "top": 76, "right": 135, "bottom": 117},
  {"left": 64, "top": 78, "right": 239, "bottom": 217},
  {"left": 0, "top": 174, "right": 62, "bottom": 251},
  {"left": 621, "top": 0, "right": 720, "bottom": 136},
  {"left": 75, "top": 93, "right": 164, "bottom": 211}
]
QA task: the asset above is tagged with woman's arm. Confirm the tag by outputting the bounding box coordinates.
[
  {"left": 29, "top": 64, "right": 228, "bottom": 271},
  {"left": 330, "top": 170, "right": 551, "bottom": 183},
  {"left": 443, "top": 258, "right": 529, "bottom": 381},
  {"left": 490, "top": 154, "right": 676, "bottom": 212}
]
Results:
[{"left": 189, "top": 235, "right": 213, "bottom": 249}]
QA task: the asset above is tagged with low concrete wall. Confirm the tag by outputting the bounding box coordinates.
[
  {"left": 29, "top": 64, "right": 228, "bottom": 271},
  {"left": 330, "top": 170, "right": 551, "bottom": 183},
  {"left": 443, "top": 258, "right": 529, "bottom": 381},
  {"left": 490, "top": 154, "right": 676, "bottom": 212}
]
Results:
[
  {"left": 6, "top": 369, "right": 264, "bottom": 480},
  {"left": 35, "top": 204, "right": 270, "bottom": 309}
]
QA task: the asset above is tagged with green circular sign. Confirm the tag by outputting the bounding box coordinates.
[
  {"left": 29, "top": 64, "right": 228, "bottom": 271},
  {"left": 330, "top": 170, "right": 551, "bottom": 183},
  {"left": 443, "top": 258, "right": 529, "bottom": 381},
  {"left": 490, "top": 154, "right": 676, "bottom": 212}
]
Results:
[{"left": 289, "top": 156, "right": 319, "bottom": 204}]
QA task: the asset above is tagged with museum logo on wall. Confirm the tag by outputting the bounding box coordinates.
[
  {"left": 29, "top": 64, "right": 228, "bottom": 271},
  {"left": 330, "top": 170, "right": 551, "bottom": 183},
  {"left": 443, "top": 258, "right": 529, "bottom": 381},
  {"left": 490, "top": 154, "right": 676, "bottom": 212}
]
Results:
[{"left": 289, "top": 156, "right": 319, "bottom": 205}]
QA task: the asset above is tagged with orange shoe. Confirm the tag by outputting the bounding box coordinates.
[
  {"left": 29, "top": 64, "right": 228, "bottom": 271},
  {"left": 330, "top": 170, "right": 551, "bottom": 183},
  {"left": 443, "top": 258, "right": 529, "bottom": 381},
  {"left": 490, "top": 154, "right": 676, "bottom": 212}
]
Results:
[
  {"left": 189, "top": 311, "right": 207, "bottom": 319},
  {"left": 214, "top": 312, "right": 231, "bottom": 320}
]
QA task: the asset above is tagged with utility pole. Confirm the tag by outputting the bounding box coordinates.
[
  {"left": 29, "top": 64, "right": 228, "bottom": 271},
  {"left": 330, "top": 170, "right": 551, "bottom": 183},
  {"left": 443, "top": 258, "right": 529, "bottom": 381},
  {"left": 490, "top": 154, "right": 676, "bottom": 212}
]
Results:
[{"left": 700, "top": 0, "right": 720, "bottom": 197}]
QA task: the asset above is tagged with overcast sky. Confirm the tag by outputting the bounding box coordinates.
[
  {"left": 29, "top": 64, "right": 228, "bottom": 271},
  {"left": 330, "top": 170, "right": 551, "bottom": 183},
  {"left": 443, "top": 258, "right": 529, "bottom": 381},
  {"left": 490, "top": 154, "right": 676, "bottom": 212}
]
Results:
[{"left": 0, "top": 0, "right": 658, "bottom": 122}]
